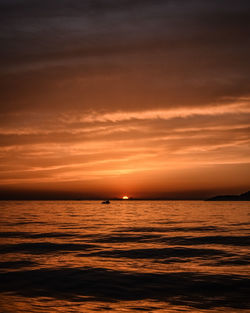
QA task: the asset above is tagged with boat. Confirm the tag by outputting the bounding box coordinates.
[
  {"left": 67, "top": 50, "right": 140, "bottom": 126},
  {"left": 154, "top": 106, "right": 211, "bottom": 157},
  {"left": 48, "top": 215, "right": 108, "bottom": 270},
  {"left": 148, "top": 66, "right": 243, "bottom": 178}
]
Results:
[{"left": 101, "top": 200, "right": 110, "bottom": 204}]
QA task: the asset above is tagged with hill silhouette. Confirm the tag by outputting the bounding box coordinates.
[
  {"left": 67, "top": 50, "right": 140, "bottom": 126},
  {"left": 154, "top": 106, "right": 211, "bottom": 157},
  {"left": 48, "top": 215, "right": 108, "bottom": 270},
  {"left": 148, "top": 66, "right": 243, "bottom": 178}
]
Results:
[{"left": 207, "top": 191, "right": 250, "bottom": 201}]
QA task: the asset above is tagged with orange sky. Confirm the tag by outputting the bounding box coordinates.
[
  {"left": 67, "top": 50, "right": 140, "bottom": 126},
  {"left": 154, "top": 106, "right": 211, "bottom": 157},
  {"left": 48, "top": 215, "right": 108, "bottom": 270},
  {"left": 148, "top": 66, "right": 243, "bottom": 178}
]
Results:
[{"left": 0, "top": 1, "right": 250, "bottom": 199}]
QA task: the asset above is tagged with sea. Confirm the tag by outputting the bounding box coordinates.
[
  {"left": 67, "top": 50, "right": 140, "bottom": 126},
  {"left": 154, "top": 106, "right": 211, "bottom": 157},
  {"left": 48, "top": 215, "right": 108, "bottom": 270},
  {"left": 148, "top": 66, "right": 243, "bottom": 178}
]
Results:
[{"left": 0, "top": 200, "right": 249, "bottom": 312}]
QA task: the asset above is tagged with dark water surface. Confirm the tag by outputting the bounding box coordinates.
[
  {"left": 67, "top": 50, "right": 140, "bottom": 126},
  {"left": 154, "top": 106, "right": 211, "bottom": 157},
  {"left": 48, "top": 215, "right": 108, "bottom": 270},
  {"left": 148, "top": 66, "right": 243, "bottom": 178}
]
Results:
[{"left": 0, "top": 201, "right": 249, "bottom": 312}]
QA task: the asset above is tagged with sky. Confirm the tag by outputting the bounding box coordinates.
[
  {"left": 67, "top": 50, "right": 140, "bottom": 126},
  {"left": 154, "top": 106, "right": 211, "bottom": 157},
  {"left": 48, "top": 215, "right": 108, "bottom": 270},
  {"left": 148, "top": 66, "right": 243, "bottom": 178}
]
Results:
[{"left": 0, "top": 0, "right": 250, "bottom": 199}]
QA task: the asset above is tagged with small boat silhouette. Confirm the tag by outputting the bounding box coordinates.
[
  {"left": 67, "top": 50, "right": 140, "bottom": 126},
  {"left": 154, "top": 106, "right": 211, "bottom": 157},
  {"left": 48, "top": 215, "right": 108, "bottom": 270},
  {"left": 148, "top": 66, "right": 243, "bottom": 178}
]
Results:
[{"left": 101, "top": 200, "right": 110, "bottom": 204}]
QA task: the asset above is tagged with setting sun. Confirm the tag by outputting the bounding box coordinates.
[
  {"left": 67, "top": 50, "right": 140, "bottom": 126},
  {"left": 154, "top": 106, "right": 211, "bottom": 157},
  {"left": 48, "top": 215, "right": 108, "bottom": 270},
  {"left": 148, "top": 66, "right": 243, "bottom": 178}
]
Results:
[{"left": 122, "top": 196, "right": 129, "bottom": 200}]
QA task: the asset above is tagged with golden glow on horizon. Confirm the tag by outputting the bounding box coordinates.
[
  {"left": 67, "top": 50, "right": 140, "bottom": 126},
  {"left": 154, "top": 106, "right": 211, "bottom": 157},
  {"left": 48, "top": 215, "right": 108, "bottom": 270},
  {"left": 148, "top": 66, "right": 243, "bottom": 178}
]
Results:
[{"left": 122, "top": 196, "right": 129, "bottom": 200}]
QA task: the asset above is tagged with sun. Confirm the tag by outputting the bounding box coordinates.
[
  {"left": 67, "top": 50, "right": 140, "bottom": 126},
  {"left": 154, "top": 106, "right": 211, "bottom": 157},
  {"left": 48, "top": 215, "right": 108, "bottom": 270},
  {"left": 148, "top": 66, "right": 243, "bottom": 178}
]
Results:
[{"left": 122, "top": 196, "right": 129, "bottom": 200}]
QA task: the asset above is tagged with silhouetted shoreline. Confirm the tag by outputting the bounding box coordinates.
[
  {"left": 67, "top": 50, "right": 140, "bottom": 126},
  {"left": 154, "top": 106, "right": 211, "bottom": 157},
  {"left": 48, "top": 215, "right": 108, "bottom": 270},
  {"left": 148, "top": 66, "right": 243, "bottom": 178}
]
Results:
[
  {"left": 207, "top": 191, "right": 250, "bottom": 201},
  {"left": 0, "top": 191, "right": 250, "bottom": 201}
]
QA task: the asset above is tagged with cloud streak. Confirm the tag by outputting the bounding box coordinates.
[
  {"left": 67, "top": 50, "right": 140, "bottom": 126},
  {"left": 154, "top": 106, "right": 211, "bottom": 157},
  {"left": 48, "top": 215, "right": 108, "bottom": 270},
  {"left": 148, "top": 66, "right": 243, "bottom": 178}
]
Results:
[{"left": 0, "top": 1, "right": 250, "bottom": 198}]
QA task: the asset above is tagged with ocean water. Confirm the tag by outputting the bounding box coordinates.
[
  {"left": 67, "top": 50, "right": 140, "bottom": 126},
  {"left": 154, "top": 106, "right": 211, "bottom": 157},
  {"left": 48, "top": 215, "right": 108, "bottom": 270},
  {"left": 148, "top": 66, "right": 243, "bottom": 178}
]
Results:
[{"left": 0, "top": 200, "right": 249, "bottom": 313}]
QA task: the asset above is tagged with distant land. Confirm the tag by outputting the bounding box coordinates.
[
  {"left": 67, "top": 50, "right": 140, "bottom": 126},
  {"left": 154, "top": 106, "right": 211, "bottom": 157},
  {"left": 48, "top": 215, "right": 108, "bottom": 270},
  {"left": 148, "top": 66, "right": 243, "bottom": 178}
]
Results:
[
  {"left": 207, "top": 191, "right": 250, "bottom": 201},
  {"left": 0, "top": 191, "right": 250, "bottom": 201}
]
